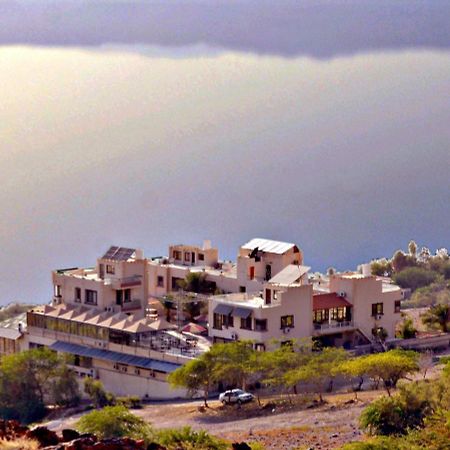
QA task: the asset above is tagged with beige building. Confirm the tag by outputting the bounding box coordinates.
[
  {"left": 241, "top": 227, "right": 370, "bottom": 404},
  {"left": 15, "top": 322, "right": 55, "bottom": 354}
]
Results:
[
  {"left": 148, "top": 238, "right": 305, "bottom": 298},
  {"left": 209, "top": 264, "right": 313, "bottom": 349},
  {"left": 52, "top": 246, "right": 149, "bottom": 317},
  {"left": 25, "top": 304, "right": 197, "bottom": 398},
  {"left": 209, "top": 268, "right": 403, "bottom": 349}
]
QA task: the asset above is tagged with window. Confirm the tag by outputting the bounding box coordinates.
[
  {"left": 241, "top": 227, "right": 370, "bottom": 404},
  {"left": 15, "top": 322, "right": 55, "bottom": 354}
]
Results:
[
  {"left": 372, "top": 303, "right": 384, "bottom": 317},
  {"left": 265, "top": 289, "right": 271, "bottom": 305},
  {"left": 248, "top": 266, "right": 255, "bottom": 280},
  {"left": 213, "top": 313, "right": 222, "bottom": 330},
  {"left": 184, "top": 252, "right": 191, "bottom": 262},
  {"left": 171, "top": 277, "right": 183, "bottom": 291},
  {"left": 239, "top": 286, "right": 246, "bottom": 293},
  {"left": 265, "top": 264, "right": 272, "bottom": 281},
  {"left": 123, "top": 288, "right": 131, "bottom": 303},
  {"left": 254, "top": 319, "right": 267, "bottom": 332},
  {"left": 106, "top": 264, "right": 115, "bottom": 274},
  {"left": 54, "top": 284, "right": 62, "bottom": 297},
  {"left": 85, "top": 289, "right": 98, "bottom": 305},
  {"left": 330, "top": 307, "right": 346, "bottom": 321},
  {"left": 213, "top": 313, "right": 233, "bottom": 330},
  {"left": 74, "top": 287, "right": 81, "bottom": 303},
  {"left": 134, "top": 368, "right": 141, "bottom": 376},
  {"left": 240, "top": 316, "right": 252, "bottom": 330},
  {"left": 173, "top": 250, "right": 182, "bottom": 260},
  {"left": 313, "top": 309, "right": 329, "bottom": 324},
  {"left": 198, "top": 253, "right": 204, "bottom": 261},
  {"left": 281, "top": 315, "right": 294, "bottom": 329},
  {"left": 254, "top": 343, "right": 266, "bottom": 352},
  {"left": 157, "top": 276, "right": 164, "bottom": 287},
  {"left": 394, "top": 300, "right": 401, "bottom": 313}
]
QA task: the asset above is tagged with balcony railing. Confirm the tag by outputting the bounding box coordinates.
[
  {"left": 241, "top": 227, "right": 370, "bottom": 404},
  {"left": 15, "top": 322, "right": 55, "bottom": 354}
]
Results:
[
  {"left": 313, "top": 320, "right": 354, "bottom": 332},
  {"left": 121, "top": 299, "right": 142, "bottom": 311}
]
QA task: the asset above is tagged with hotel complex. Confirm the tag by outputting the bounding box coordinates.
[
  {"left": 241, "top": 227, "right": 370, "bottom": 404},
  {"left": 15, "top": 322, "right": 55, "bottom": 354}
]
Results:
[{"left": 1, "top": 238, "right": 405, "bottom": 398}]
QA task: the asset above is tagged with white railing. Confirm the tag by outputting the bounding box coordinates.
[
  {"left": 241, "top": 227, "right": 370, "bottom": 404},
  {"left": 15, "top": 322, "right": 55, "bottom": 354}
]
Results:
[{"left": 313, "top": 320, "right": 354, "bottom": 332}]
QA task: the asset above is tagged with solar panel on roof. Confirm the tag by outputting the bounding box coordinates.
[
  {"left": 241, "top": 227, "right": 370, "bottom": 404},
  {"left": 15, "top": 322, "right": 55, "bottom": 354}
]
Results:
[
  {"left": 101, "top": 246, "right": 135, "bottom": 261},
  {"left": 102, "top": 246, "right": 119, "bottom": 259}
]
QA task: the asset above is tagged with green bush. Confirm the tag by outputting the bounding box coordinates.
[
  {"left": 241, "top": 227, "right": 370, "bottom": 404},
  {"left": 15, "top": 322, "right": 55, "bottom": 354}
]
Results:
[
  {"left": 156, "top": 426, "right": 227, "bottom": 450},
  {"left": 76, "top": 405, "right": 154, "bottom": 442},
  {"left": 84, "top": 378, "right": 115, "bottom": 408},
  {"left": 116, "top": 396, "right": 142, "bottom": 409},
  {"left": 360, "top": 382, "right": 435, "bottom": 436},
  {"left": 392, "top": 267, "right": 438, "bottom": 292}
]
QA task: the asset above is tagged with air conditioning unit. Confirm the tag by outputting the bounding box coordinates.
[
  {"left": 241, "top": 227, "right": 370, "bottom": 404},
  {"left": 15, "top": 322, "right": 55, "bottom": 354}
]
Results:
[
  {"left": 338, "top": 291, "right": 346, "bottom": 297},
  {"left": 375, "top": 314, "right": 383, "bottom": 320},
  {"left": 283, "top": 327, "right": 291, "bottom": 334}
]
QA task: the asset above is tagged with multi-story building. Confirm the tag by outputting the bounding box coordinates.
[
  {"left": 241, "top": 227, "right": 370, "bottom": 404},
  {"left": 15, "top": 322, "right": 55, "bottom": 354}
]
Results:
[
  {"left": 209, "top": 268, "right": 403, "bottom": 349},
  {"left": 148, "top": 238, "right": 305, "bottom": 298},
  {"left": 52, "top": 246, "right": 149, "bottom": 317},
  {"left": 20, "top": 238, "right": 405, "bottom": 398}
]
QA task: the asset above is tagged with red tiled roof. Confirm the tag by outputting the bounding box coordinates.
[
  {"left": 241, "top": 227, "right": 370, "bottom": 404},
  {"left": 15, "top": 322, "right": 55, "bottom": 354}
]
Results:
[{"left": 313, "top": 293, "right": 351, "bottom": 311}]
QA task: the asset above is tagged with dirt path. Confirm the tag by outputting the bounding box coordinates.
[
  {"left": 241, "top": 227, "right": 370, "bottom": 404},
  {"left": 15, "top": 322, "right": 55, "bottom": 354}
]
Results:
[{"left": 48, "top": 391, "right": 379, "bottom": 449}]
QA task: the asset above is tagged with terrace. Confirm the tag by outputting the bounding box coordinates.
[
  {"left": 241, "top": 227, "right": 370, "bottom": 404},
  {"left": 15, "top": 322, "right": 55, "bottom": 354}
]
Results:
[{"left": 27, "top": 305, "right": 209, "bottom": 359}]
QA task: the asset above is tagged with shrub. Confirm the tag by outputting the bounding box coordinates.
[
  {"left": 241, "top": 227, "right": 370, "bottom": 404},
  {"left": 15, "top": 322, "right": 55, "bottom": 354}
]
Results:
[
  {"left": 156, "top": 426, "right": 227, "bottom": 450},
  {"left": 84, "top": 378, "right": 115, "bottom": 408},
  {"left": 116, "top": 396, "right": 142, "bottom": 409},
  {"left": 392, "top": 267, "right": 438, "bottom": 292},
  {"left": 397, "top": 318, "right": 417, "bottom": 339},
  {"left": 76, "top": 405, "right": 154, "bottom": 442},
  {"left": 360, "top": 382, "right": 435, "bottom": 436}
]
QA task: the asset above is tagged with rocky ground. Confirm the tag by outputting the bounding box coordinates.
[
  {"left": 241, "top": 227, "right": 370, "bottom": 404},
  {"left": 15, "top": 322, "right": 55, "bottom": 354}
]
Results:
[{"left": 48, "top": 391, "right": 383, "bottom": 450}]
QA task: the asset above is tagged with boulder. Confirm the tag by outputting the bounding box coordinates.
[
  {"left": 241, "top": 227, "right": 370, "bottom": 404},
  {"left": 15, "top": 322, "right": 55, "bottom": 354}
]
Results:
[
  {"left": 26, "top": 426, "right": 59, "bottom": 447},
  {"left": 62, "top": 429, "right": 81, "bottom": 442}
]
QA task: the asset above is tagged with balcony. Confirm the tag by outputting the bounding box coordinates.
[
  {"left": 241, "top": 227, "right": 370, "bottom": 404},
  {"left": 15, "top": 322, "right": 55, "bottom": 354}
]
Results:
[
  {"left": 121, "top": 299, "right": 142, "bottom": 311},
  {"left": 107, "top": 275, "right": 142, "bottom": 289},
  {"left": 313, "top": 320, "right": 355, "bottom": 335}
]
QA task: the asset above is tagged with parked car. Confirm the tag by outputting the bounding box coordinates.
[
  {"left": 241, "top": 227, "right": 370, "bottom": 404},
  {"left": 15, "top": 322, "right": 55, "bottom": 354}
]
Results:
[{"left": 219, "top": 389, "right": 254, "bottom": 405}]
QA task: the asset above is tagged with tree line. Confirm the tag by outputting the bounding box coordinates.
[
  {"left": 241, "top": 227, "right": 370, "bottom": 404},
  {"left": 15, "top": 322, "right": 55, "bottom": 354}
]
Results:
[{"left": 168, "top": 340, "right": 420, "bottom": 406}]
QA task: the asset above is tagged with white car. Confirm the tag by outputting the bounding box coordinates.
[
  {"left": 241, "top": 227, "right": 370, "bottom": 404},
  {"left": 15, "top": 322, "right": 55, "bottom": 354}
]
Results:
[{"left": 219, "top": 389, "right": 254, "bottom": 405}]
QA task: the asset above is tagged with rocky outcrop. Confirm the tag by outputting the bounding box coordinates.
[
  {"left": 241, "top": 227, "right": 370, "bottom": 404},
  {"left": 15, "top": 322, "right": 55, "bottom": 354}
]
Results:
[{"left": 0, "top": 420, "right": 148, "bottom": 449}]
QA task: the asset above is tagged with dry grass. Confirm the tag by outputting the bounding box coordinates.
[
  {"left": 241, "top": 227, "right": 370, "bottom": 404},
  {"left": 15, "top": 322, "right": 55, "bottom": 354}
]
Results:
[{"left": 0, "top": 438, "right": 39, "bottom": 450}]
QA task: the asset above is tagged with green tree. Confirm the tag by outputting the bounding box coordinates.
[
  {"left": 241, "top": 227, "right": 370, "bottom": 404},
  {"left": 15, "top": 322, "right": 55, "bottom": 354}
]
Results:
[
  {"left": 392, "top": 267, "right": 438, "bottom": 292},
  {"left": 76, "top": 405, "right": 154, "bottom": 441},
  {"left": 371, "top": 259, "right": 393, "bottom": 277},
  {"left": 210, "top": 340, "right": 257, "bottom": 390},
  {"left": 284, "top": 347, "right": 348, "bottom": 402},
  {"left": 355, "top": 350, "right": 419, "bottom": 396},
  {"left": 168, "top": 352, "right": 216, "bottom": 407},
  {"left": 84, "top": 378, "right": 115, "bottom": 408},
  {"left": 422, "top": 304, "right": 450, "bottom": 333},
  {"left": 178, "top": 272, "right": 215, "bottom": 294},
  {"left": 0, "top": 348, "right": 79, "bottom": 423},
  {"left": 397, "top": 318, "right": 417, "bottom": 339},
  {"left": 52, "top": 364, "right": 80, "bottom": 407},
  {"left": 260, "top": 339, "right": 313, "bottom": 396}
]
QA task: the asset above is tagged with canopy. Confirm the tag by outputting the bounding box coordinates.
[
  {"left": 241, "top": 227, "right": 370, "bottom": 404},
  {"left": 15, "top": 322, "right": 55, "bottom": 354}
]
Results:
[{"left": 181, "top": 322, "right": 207, "bottom": 334}]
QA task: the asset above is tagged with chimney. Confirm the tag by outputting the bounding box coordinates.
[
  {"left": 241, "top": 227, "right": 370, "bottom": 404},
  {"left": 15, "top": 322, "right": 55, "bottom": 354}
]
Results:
[
  {"left": 135, "top": 249, "right": 144, "bottom": 260},
  {"left": 203, "top": 240, "right": 211, "bottom": 250}
]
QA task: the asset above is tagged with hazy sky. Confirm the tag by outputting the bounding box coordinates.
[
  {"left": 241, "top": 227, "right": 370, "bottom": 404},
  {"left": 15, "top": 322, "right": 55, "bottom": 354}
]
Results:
[{"left": 0, "top": 1, "right": 449, "bottom": 305}]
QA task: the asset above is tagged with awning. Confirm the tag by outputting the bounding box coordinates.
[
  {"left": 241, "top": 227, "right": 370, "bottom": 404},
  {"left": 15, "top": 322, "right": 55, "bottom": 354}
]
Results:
[
  {"left": 214, "top": 304, "right": 233, "bottom": 315},
  {"left": 233, "top": 307, "right": 252, "bottom": 319},
  {"left": 50, "top": 341, "right": 181, "bottom": 373},
  {"left": 269, "top": 264, "right": 310, "bottom": 286},
  {"left": 313, "top": 293, "right": 352, "bottom": 311}
]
